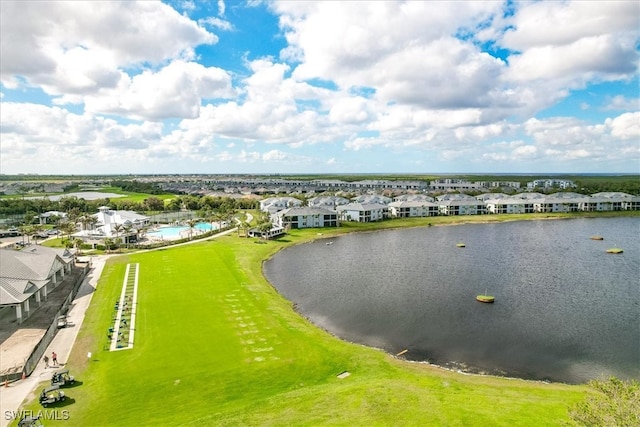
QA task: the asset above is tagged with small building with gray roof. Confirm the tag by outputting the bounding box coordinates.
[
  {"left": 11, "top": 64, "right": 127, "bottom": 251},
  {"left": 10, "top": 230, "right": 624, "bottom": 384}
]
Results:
[{"left": 0, "top": 246, "right": 75, "bottom": 324}]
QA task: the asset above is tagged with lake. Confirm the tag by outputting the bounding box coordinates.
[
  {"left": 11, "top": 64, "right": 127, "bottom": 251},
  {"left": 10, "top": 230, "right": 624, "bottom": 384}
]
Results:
[{"left": 264, "top": 217, "right": 640, "bottom": 384}]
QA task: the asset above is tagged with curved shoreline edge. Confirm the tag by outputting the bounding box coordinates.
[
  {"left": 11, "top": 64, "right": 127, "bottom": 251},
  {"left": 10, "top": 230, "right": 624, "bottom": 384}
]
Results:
[{"left": 259, "top": 211, "right": 639, "bottom": 386}]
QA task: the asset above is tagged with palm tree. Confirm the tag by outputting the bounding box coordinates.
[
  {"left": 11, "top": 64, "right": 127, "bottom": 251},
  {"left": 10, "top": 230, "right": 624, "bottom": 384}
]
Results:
[
  {"left": 31, "top": 224, "right": 44, "bottom": 245},
  {"left": 203, "top": 210, "right": 216, "bottom": 232},
  {"left": 59, "top": 221, "right": 77, "bottom": 241},
  {"left": 187, "top": 218, "right": 198, "bottom": 240},
  {"left": 123, "top": 224, "right": 133, "bottom": 247},
  {"left": 103, "top": 238, "right": 114, "bottom": 254},
  {"left": 213, "top": 212, "right": 225, "bottom": 231},
  {"left": 19, "top": 224, "right": 34, "bottom": 245},
  {"left": 113, "top": 223, "right": 123, "bottom": 245},
  {"left": 225, "top": 208, "right": 237, "bottom": 230},
  {"left": 257, "top": 218, "right": 273, "bottom": 241},
  {"left": 73, "top": 237, "right": 84, "bottom": 254},
  {"left": 86, "top": 215, "right": 98, "bottom": 231}
]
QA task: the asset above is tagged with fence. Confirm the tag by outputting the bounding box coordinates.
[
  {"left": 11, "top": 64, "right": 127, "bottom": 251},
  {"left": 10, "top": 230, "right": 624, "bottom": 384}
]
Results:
[{"left": 19, "top": 263, "right": 89, "bottom": 380}]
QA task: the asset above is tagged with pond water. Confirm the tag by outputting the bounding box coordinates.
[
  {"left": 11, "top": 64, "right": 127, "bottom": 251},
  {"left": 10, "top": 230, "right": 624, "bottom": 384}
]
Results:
[{"left": 264, "top": 217, "right": 640, "bottom": 384}]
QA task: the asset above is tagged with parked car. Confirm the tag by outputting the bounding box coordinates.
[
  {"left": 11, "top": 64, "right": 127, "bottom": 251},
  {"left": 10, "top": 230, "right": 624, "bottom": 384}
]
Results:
[
  {"left": 39, "top": 385, "right": 65, "bottom": 406},
  {"left": 51, "top": 369, "right": 75, "bottom": 387}
]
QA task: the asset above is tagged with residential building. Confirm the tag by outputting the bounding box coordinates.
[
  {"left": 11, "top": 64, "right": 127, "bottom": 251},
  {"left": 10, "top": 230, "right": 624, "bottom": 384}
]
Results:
[
  {"left": 337, "top": 202, "right": 388, "bottom": 222},
  {"left": 437, "top": 199, "right": 487, "bottom": 216},
  {"left": 259, "top": 197, "right": 302, "bottom": 214},
  {"left": 275, "top": 207, "right": 339, "bottom": 229},
  {"left": 307, "top": 196, "right": 350, "bottom": 210},
  {"left": 388, "top": 200, "right": 439, "bottom": 217}
]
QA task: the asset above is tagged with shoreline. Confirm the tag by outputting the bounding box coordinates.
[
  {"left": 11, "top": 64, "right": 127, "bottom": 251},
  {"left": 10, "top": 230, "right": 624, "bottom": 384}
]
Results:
[{"left": 262, "top": 212, "right": 638, "bottom": 386}]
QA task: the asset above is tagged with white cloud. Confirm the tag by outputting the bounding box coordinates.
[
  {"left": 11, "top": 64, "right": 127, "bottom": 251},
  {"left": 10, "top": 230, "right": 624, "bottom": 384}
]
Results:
[
  {"left": 603, "top": 95, "right": 640, "bottom": 111},
  {"left": 0, "top": 1, "right": 216, "bottom": 93},
  {"left": 80, "top": 60, "right": 235, "bottom": 121},
  {"left": 607, "top": 112, "right": 640, "bottom": 140},
  {"left": 0, "top": 102, "right": 164, "bottom": 171},
  {"left": 262, "top": 149, "right": 289, "bottom": 161},
  {"left": 499, "top": 1, "right": 639, "bottom": 109},
  {"left": 200, "top": 17, "right": 233, "bottom": 31},
  {"left": 329, "top": 96, "right": 371, "bottom": 124},
  {"left": 279, "top": 2, "right": 506, "bottom": 112},
  {"left": 0, "top": 0, "right": 638, "bottom": 174},
  {"left": 501, "top": 1, "right": 638, "bottom": 50}
]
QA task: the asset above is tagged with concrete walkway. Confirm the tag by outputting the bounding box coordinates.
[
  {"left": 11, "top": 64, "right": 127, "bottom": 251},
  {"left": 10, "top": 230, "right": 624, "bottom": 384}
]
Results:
[{"left": 0, "top": 255, "right": 108, "bottom": 427}]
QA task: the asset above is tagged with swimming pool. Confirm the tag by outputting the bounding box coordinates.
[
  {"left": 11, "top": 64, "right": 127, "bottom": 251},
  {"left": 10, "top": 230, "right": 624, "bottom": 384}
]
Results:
[{"left": 147, "top": 222, "right": 215, "bottom": 240}]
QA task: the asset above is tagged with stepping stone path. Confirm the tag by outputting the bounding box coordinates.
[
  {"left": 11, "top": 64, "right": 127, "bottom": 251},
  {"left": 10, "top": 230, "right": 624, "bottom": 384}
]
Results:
[{"left": 109, "top": 263, "right": 139, "bottom": 351}]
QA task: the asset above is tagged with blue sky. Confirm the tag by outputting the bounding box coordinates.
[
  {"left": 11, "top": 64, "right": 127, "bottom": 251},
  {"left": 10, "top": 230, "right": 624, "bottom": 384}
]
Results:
[{"left": 1, "top": 0, "right": 638, "bottom": 175}]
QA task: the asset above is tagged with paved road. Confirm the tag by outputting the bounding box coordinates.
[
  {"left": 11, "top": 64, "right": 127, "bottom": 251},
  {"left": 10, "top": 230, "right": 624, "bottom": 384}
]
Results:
[{"left": 0, "top": 256, "right": 108, "bottom": 427}]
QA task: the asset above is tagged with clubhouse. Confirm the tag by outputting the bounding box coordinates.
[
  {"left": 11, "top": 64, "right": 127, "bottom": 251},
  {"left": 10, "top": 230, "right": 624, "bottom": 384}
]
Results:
[{"left": 0, "top": 246, "right": 75, "bottom": 324}]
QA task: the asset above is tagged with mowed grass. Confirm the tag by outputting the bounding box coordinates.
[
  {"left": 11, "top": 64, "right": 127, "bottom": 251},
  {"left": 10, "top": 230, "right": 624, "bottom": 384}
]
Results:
[{"left": 21, "top": 228, "right": 586, "bottom": 426}]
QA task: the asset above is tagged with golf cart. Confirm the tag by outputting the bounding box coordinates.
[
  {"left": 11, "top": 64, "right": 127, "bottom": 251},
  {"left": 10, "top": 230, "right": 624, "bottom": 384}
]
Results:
[
  {"left": 56, "top": 315, "right": 68, "bottom": 328},
  {"left": 39, "top": 385, "right": 65, "bottom": 407},
  {"left": 51, "top": 369, "right": 75, "bottom": 387},
  {"left": 18, "top": 416, "right": 43, "bottom": 427}
]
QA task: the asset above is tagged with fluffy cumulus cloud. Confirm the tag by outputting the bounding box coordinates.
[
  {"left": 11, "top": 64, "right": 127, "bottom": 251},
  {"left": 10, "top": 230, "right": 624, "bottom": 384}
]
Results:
[
  {"left": 81, "top": 61, "right": 235, "bottom": 121},
  {"left": 0, "top": 102, "right": 165, "bottom": 173},
  {"left": 0, "top": 0, "right": 638, "bottom": 174},
  {"left": 0, "top": 1, "right": 215, "bottom": 91},
  {"left": 278, "top": 1, "right": 507, "bottom": 110}
]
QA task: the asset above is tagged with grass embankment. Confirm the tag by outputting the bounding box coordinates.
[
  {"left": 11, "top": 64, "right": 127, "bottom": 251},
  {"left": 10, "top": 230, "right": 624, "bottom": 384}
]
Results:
[{"left": 17, "top": 220, "right": 591, "bottom": 426}]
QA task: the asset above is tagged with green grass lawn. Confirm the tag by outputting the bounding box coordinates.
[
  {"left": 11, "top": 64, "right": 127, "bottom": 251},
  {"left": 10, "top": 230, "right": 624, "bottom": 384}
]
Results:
[{"left": 18, "top": 222, "right": 589, "bottom": 426}]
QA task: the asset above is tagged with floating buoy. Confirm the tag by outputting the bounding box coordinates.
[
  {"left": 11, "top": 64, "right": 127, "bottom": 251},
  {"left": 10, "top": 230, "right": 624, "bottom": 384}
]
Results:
[{"left": 476, "top": 293, "right": 495, "bottom": 303}]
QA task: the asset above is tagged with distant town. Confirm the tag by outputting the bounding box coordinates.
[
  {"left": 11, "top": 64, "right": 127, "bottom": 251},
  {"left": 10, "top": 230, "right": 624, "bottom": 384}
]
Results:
[{"left": 2, "top": 174, "right": 638, "bottom": 197}]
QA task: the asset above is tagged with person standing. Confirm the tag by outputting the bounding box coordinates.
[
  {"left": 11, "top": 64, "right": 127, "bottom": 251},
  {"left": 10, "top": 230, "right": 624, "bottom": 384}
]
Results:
[
  {"left": 52, "top": 351, "right": 58, "bottom": 366},
  {"left": 43, "top": 355, "right": 49, "bottom": 368}
]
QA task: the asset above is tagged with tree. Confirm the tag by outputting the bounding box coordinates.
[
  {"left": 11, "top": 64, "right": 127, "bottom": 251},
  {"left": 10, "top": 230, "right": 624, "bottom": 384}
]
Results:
[
  {"left": 31, "top": 224, "right": 44, "bottom": 244},
  {"left": 256, "top": 215, "right": 273, "bottom": 240},
  {"left": 187, "top": 218, "right": 198, "bottom": 240},
  {"left": 569, "top": 377, "right": 640, "bottom": 427},
  {"left": 103, "top": 238, "right": 115, "bottom": 254},
  {"left": 19, "top": 224, "right": 34, "bottom": 244},
  {"left": 72, "top": 237, "right": 84, "bottom": 254},
  {"left": 237, "top": 220, "right": 251, "bottom": 237},
  {"left": 213, "top": 212, "right": 225, "bottom": 231},
  {"left": 113, "top": 223, "right": 123, "bottom": 245},
  {"left": 58, "top": 221, "right": 77, "bottom": 240},
  {"left": 48, "top": 214, "right": 61, "bottom": 227},
  {"left": 225, "top": 208, "right": 237, "bottom": 229},
  {"left": 166, "top": 198, "right": 182, "bottom": 211},
  {"left": 144, "top": 196, "right": 165, "bottom": 211},
  {"left": 123, "top": 224, "right": 133, "bottom": 247}
]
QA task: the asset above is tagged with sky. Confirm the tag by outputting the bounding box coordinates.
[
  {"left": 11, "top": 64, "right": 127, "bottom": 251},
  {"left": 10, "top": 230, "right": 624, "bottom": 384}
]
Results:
[{"left": 1, "top": 0, "right": 639, "bottom": 175}]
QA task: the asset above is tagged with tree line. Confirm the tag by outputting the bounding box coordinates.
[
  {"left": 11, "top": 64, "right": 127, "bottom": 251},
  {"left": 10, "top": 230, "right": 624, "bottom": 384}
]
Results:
[{"left": 0, "top": 194, "right": 259, "bottom": 220}]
